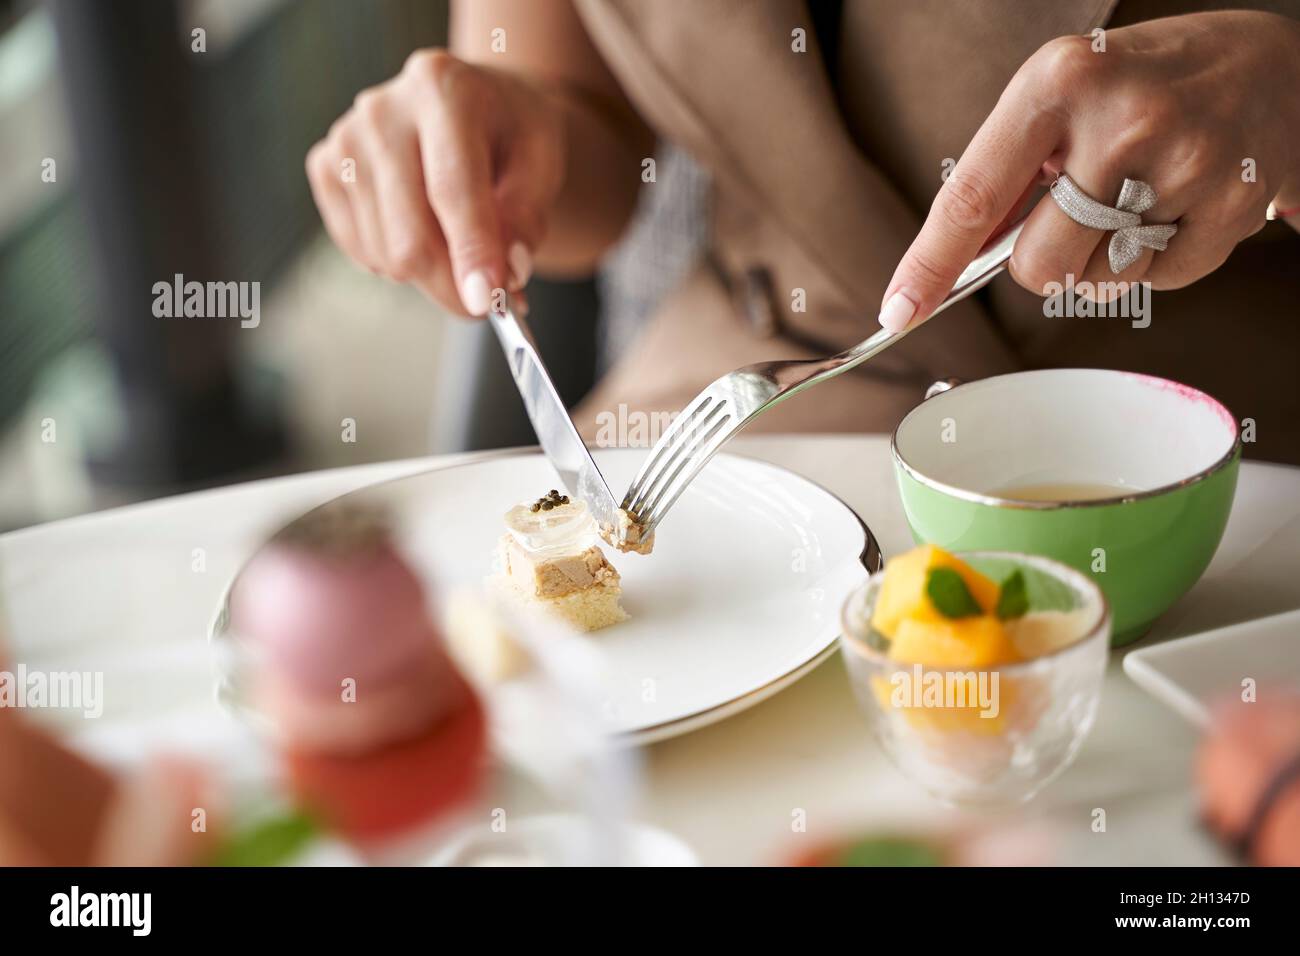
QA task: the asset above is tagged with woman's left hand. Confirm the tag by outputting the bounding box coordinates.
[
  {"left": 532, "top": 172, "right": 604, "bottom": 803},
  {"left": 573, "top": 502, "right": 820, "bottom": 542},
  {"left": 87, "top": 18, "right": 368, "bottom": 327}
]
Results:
[{"left": 877, "top": 10, "right": 1300, "bottom": 331}]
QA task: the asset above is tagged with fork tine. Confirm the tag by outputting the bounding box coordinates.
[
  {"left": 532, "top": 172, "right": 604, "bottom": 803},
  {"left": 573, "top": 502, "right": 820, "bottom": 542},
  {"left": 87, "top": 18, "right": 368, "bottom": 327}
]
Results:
[
  {"left": 637, "top": 409, "right": 735, "bottom": 532},
  {"left": 626, "top": 400, "right": 729, "bottom": 518},
  {"left": 622, "top": 392, "right": 720, "bottom": 513}
]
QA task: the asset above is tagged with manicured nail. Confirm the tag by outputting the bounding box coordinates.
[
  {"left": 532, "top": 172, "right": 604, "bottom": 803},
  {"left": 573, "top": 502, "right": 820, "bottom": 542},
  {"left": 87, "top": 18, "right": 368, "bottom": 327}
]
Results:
[
  {"left": 878, "top": 291, "right": 917, "bottom": 333},
  {"left": 461, "top": 270, "right": 492, "bottom": 315},
  {"left": 507, "top": 242, "right": 533, "bottom": 290}
]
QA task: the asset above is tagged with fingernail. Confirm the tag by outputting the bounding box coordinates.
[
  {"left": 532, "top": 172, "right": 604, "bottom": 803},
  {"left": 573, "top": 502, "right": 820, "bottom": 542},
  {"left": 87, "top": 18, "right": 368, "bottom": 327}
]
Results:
[
  {"left": 507, "top": 242, "right": 533, "bottom": 290},
  {"left": 878, "top": 291, "right": 917, "bottom": 333},
  {"left": 460, "top": 270, "right": 493, "bottom": 315}
]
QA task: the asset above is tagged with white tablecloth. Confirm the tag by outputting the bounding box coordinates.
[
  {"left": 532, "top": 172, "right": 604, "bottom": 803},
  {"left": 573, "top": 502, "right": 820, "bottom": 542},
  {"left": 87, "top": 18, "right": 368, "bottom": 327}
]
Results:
[{"left": 4, "top": 435, "right": 1298, "bottom": 865}]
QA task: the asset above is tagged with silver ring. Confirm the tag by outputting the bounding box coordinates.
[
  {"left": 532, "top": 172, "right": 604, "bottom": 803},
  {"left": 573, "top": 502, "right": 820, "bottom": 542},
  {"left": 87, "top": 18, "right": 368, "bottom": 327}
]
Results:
[{"left": 1049, "top": 173, "right": 1179, "bottom": 274}]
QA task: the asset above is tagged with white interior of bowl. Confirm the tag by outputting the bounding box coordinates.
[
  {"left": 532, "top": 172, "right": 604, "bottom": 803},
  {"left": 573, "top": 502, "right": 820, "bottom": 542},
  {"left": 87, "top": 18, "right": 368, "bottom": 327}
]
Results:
[{"left": 894, "top": 370, "right": 1237, "bottom": 497}]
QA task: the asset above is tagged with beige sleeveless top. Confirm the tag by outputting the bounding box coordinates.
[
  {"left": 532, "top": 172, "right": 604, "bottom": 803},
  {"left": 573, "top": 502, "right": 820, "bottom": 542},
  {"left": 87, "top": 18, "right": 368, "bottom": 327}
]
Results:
[{"left": 571, "top": 0, "right": 1300, "bottom": 464}]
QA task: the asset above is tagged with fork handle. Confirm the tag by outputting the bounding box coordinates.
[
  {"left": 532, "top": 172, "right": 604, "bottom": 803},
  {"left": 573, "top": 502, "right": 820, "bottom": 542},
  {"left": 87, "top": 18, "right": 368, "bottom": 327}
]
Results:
[{"left": 841, "top": 217, "right": 1027, "bottom": 368}]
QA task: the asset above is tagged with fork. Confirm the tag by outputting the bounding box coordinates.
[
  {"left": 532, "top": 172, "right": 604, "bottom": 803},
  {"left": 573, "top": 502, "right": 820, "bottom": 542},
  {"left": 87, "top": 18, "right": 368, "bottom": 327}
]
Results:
[{"left": 620, "top": 219, "right": 1026, "bottom": 537}]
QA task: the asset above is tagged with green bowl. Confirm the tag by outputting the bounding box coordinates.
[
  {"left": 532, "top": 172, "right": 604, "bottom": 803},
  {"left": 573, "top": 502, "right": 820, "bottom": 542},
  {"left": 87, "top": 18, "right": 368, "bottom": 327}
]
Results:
[{"left": 891, "top": 369, "right": 1239, "bottom": 646}]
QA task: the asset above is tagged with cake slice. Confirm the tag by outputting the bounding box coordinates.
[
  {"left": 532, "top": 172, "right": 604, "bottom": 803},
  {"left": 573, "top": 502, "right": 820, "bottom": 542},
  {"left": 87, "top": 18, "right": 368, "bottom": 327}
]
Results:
[{"left": 492, "top": 491, "right": 628, "bottom": 632}]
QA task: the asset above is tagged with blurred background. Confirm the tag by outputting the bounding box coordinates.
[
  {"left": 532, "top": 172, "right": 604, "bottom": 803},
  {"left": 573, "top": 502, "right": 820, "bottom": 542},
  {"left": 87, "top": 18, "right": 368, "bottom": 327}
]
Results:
[{"left": 0, "top": 0, "right": 633, "bottom": 531}]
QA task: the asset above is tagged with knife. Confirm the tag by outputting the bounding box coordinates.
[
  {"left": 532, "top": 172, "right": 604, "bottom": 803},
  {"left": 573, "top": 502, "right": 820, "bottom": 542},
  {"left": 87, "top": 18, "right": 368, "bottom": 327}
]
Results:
[{"left": 486, "top": 295, "right": 620, "bottom": 534}]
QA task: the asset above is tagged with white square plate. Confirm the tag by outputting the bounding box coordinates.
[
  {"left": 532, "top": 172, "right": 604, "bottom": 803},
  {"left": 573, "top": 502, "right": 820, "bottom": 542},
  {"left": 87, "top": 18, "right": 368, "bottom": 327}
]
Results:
[{"left": 1123, "top": 608, "right": 1300, "bottom": 726}]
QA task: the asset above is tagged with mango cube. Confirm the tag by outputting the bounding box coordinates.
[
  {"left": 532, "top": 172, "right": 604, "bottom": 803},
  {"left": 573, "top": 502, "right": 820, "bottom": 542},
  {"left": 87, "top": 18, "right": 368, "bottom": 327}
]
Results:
[
  {"left": 889, "top": 615, "right": 1019, "bottom": 668},
  {"left": 870, "top": 544, "right": 1000, "bottom": 639}
]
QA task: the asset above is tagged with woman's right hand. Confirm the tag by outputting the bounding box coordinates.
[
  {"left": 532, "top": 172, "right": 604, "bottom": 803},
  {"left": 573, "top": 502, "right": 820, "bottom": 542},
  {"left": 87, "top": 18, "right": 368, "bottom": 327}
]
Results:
[{"left": 306, "top": 50, "right": 565, "bottom": 316}]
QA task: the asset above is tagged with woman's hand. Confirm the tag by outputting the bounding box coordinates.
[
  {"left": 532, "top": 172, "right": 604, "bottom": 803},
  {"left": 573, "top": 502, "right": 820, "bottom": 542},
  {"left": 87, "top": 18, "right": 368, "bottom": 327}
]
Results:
[
  {"left": 306, "top": 51, "right": 565, "bottom": 316},
  {"left": 878, "top": 11, "right": 1300, "bottom": 331},
  {"left": 0, "top": 697, "right": 220, "bottom": 866}
]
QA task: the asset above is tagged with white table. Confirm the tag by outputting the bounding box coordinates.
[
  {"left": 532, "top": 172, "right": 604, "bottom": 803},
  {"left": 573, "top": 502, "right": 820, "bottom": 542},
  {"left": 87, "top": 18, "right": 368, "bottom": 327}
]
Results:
[{"left": 4, "top": 435, "right": 1298, "bottom": 866}]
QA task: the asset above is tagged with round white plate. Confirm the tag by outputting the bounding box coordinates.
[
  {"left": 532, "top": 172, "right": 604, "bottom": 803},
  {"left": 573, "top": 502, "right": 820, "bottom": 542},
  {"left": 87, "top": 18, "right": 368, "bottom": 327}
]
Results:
[{"left": 216, "top": 449, "right": 878, "bottom": 744}]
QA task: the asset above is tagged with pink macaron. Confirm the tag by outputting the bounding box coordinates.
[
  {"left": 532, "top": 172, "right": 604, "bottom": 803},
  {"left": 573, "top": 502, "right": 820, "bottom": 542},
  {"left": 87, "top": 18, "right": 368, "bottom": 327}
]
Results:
[
  {"left": 250, "top": 649, "right": 467, "bottom": 757},
  {"left": 230, "top": 504, "right": 470, "bottom": 754},
  {"left": 233, "top": 512, "right": 440, "bottom": 695}
]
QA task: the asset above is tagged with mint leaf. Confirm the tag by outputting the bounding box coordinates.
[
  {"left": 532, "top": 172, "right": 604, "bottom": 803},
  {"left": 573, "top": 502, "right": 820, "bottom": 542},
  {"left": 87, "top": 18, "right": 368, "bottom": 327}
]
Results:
[
  {"left": 208, "top": 810, "right": 321, "bottom": 867},
  {"left": 925, "top": 567, "right": 982, "bottom": 619},
  {"left": 996, "top": 569, "right": 1029, "bottom": 620},
  {"left": 837, "top": 836, "right": 944, "bottom": 868}
]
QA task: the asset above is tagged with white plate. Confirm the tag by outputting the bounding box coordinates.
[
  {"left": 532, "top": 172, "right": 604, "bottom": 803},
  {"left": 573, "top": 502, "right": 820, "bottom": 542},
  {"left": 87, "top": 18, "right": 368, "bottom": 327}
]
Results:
[
  {"left": 426, "top": 814, "right": 699, "bottom": 867},
  {"left": 1123, "top": 608, "right": 1300, "bottom": 727},
  {"left": 214, "top": 449, "right": 878, "bottom": 745}
]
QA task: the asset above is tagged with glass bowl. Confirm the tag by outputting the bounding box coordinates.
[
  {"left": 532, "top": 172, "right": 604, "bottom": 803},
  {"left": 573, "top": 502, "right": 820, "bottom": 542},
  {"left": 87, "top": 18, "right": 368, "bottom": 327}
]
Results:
[{"left": 840, "top": 551, "right": 1110, "bottom": 806}]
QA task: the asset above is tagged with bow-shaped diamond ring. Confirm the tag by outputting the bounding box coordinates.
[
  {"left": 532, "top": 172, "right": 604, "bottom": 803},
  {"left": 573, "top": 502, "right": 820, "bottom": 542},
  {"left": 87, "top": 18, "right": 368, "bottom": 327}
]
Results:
[{"left": 1049, "top": 174, "right": 1179, "bottom": 274}]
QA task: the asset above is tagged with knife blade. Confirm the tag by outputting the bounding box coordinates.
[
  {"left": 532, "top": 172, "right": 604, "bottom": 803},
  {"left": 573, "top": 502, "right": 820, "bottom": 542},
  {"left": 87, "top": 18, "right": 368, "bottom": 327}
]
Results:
[{"left": 486, "top": 296, "right": 620, "bottom": 534}]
